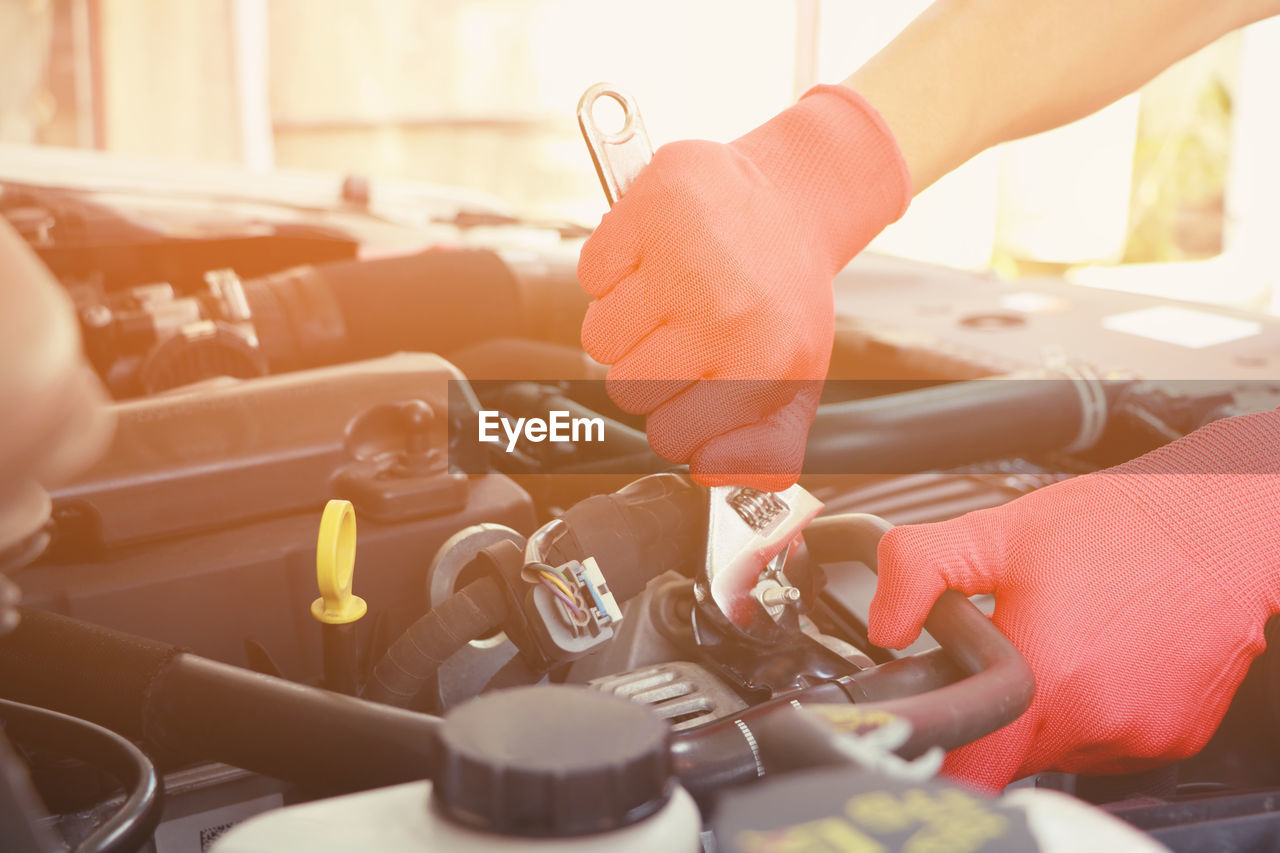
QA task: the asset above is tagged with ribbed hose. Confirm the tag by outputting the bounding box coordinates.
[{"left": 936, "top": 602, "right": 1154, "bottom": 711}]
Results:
[{"left": 362, "top": 577, "right": 508, "bottom": 708}]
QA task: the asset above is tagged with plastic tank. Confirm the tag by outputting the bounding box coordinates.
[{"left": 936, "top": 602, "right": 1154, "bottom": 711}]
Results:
[
  {"left": 215, "top": 686, "right": 702, "bottom": 852},
  {"left": 211, "top": 779, "right": 700, "bottom": 852}
]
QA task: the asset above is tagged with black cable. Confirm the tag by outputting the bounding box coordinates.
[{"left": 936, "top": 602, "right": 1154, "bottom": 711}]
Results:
[
  {"left": 0, "top": 728, "right": 59, "bottom": 853},
  {"left": 0, "top": 698, "right": 161, "bottom": 853},
  {"left": 361, "top": 577, "right": 508, "bottom": 708}
]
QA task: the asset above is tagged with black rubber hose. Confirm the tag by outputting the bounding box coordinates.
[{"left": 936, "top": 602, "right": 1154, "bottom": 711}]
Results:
[
  {"left": 0, "top": 610, "right": 442, "bottom": 794},
  {"left": 671, "top": 513, "right": 1034, "bottom": 798},
  {"left": 839, "top": 647, "right": 964, "bottom": 701},
  {"left": 151, "top": 656, "right": 441, "bottom": 793},
  {"left": 804, "top": 376, "right": 1130, "bottom": 475},
  {"left": 0, "top": 697, "right": 162, "bottom": 853},
  {"left": 550, "top": 376, "right": 1129, "bottom": 478},
  {"left": 837, "top": 588, "right": 1034, "bottom": 752},
  {"left": 362, "top": 577, "right": 508, "bottom": 708},
  {"left": 803, "top": 513, "right": 1034, "bottom": 752},
  {"left": 497, "top": 382, "right": 653, "bottom": 461}
]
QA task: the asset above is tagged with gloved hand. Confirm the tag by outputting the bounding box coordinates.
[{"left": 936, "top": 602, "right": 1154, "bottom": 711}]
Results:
[
  {"left": 869, "top": 411, "right": 1280, "bottom": 791},
  {"left": 578, "top": 85, "right": 911, "bottom": 491}
]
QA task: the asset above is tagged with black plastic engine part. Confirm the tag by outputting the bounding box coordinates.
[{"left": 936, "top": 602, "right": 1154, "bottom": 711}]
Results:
[
  {"left": 810, "top": 460, "right": 1072, "bottom": 526},
  {"left": 363, "top": 474, "right": 708, "bottom": 706},
  {"left": 433, "top": 685, "right": 671, "bottom": 837},
  {"left": 588, "top": 660, "right": 749, "bottom": 731},
  {"left": 45, "top": 353, "right": 474, "bottom": 551},
  {"left": 540, "top": 473, "right": 706, "bottom": 602},
  {"left": 0, "top": 601, "right": 1032, "bottom": 821},
  {"left": 21, "top": 353, "right": 535, "bottom": 686},
  {"left": 688, "top": 594, "right": 864, "bottom": 698},
  {"left": 1105, "top": 788, "right": 1280, "bottom": 853}
]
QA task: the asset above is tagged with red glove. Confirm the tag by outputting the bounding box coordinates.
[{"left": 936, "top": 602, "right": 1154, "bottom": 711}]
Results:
[
  {"left": 869, "top": 411, "right": 1280, "bottom": 791},
  {"left": 578, "top": 85, "right": 911, "bottom": 491}
]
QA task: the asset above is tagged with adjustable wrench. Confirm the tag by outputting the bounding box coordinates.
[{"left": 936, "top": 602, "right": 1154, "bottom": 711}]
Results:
[{"left": 577, "top": 84, "right": 823, "bottom": 630}]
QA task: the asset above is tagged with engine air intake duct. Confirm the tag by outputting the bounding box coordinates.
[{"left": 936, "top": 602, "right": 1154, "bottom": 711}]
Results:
[{"left": 243, "top": 249, "right": 587, "bottom": 372}]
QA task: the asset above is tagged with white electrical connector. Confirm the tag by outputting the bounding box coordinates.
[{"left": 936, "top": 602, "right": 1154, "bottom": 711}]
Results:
[
  {"left": 579, "top": 557, "right": 623, "bottom": 624},
  {"left": 528, "top": 558, "right": 624, "bottom": 661}
]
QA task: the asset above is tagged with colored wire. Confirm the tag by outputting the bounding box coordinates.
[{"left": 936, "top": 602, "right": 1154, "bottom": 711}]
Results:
[
  {"left": 541, "top": 578, "right": 583, "bottom": 617},
  {"left": 537, "top": 568, "right": 574, "bottom": 600},
  {"left": 523, "top": 560, "right": 588, "bottom": 626},
  {"left": 520, "top": 559, "right": 560, "bottom": 584}
]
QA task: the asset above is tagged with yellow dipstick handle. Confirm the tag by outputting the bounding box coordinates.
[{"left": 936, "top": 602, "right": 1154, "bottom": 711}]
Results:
[{"left": 312, "top": 499, "right": 367, "bottom": 625}]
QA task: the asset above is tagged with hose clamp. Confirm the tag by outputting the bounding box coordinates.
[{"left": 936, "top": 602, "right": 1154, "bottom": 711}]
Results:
[{"left": 1048, "top": 356, "right": 1108, "bottom": 453}]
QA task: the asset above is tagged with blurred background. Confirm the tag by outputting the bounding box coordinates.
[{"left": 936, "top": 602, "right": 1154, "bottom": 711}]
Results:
[{"left": 3, "top": 0, "right": 1279, "bottom": 310}]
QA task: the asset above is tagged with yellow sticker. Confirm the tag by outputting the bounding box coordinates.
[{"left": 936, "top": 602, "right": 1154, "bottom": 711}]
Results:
[{"left": 736, "top": 818, "right": 886, "bottom": 853}]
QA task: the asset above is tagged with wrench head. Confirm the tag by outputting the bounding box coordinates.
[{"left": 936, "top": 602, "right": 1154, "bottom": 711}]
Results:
[{"left": 703, "top": 483, "right": 823, "bottom": 627}]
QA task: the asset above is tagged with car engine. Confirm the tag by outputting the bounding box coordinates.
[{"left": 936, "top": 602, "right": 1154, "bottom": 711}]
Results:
[{"left": 3, "top": 156, "right": 1280, "bottom": 853}]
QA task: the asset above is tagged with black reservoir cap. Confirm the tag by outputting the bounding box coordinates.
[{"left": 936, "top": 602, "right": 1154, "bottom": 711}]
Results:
[{"left": 433, "top": 685, "right": 672, "bottom": 837}]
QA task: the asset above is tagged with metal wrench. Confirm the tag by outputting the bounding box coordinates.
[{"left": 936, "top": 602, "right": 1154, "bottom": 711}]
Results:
[{"left": 577, "top": 83, "right": 823, "bottom": 631}]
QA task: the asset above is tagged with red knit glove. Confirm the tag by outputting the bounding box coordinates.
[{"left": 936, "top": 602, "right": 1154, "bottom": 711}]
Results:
[
  {"left": 869, "top": 411, "right": 1280, "bottom": 792},
  {"left": 578, "top": 85, "right": 911, "bottom": 491}
]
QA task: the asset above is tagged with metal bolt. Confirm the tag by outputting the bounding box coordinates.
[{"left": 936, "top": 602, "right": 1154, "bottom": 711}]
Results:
[{"left": 759, "top": 586, "right": 801, "bottom": 608}]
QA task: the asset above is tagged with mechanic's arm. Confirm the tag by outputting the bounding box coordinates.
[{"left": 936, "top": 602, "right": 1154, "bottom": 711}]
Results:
[
  {"left": 579, "top": 0, "right": 1280, "bottom": 491},
  {"left": 851, "top": 0, "right": 1280, "bottom": 190},
  {"left": 857, "top": 1, "right": 1280, "bottom": 792},
  {"left": 872, "top": 411, "right": 1280, "bottom": 791}
]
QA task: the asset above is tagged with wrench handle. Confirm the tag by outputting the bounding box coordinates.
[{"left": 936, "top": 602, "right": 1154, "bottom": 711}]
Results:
[{"left": 578, "top": 83, "right": 654, "bottom": 207}]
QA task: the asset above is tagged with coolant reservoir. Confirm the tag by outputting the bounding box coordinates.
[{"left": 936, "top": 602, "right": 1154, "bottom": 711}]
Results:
[{"left": 214, "top": 686, "right": 701, "bottom": 852}]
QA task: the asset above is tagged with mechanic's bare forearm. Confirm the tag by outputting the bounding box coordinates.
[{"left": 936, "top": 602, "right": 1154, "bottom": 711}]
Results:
[{"left": 847, "top": 0, "right": 1280, "bottom": 191}]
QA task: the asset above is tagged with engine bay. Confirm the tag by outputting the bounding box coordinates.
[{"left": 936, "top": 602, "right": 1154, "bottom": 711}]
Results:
[{"left": 4, "top": 153, "right": 1280, "bottom": 852}]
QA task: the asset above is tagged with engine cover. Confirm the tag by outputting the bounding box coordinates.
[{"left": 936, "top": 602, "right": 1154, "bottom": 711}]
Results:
[{"left": 18, "top": 353, "right": 535, "bottom": 682}]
